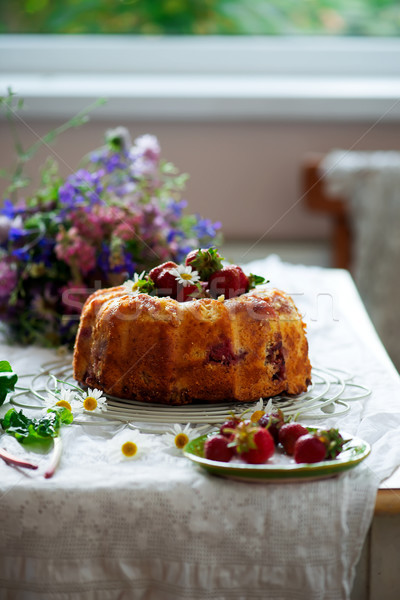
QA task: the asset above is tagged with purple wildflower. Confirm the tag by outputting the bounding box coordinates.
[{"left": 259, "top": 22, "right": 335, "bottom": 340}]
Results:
[
  {"left": 1, "top": 199, "right": 17, "bottom": 218},
  {"left": 59, "top": 169, "right": 104, "bottom": 208},
  {"left": 33, "top": 238, "right": 55, "bottom": 267},
  {"left": 9, "top": 225, "right": 28, "bottom": 241},
  {"left": 97, "top": 243, "right": 135, "bottom": 277},
  {"left": 167, "top": 199, "right": 187, "bottom": 218},
  {"left": 104, "top": 153, "right": 125, "bottom": 174},
  {"left": 97, "top": 243, "right": 111, "bottom": 273},
  {"left": 167, "top": 230, "right": 177, "bottom": 243},
  {"left": 193, "top": 217, "right": 222, "bottom": 240},
  {"left": 12, "top": 247, "right": 31, "bottom": 261},
  {"left": 176, "top": 244, "right": 196, "bottom": 263},
  {"left": 118, "top": 251, "right": 136, "bottom": 276}
]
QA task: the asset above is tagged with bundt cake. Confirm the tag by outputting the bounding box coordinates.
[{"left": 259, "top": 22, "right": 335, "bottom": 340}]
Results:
[{"left": 73, "top": 249, "right": 311, "bottom": 405}]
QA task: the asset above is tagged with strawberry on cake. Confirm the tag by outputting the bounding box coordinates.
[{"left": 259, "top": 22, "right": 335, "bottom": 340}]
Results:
[{"left": 73, "top": 248, "right": 312, "bottom": 405}]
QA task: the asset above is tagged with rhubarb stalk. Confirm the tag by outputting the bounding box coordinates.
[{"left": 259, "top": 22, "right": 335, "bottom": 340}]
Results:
[
  {"left": 0, "top": 448, "right": 38, "bottom": 470},
  {"left": 44, "top": 437, "right": 63, "bottom": 479}
]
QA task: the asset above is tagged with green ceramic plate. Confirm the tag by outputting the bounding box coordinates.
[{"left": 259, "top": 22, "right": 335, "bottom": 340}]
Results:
[{"left": 183, "top": 432, "right": 370, "bottom": 482}]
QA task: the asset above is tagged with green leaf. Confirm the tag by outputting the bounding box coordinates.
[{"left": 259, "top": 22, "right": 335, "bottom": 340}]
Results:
[
  {"left": 0, "top": 361, "right": 18, "bottom": 406},
  {"left": 48, "top": 406, "right": 74, "bottom": 425},
  {"left": 0, "top": 361, "right": 13, "bottom": 373},
  {"left": 160, "top": 161, "right": 178, "bottom": 174},
  {"left": 189, "top": 247, "right": 225, "bottom": 280},
  {"left": 248, "top": 273, "right": 269, "bottom": 290}
]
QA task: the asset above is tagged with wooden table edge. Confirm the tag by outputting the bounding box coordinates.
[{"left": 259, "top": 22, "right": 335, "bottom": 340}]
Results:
[{"left": 375, "top": 488, "right": 400, "bottom": 515}]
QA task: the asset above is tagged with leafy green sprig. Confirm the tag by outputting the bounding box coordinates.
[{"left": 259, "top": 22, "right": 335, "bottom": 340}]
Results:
[
  {"left": 0, "top": 360, "right": 18, "bottom": 406},
  {"left": 1, "top": 406, "right": 73, "bottom": 445},
  {"left": 0, "top": 88, "right": 106, "bottom": 200},
  {"left": 0, "top": 359, "right": 74, "bottom": 477}
]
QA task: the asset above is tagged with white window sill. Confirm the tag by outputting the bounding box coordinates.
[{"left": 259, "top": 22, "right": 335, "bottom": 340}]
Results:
[
  {"left": 1, "top": 35, "right": 400, "bottom": 121},
  {"left": 2, "top": 73, "right": 400, "bottom": 121}
]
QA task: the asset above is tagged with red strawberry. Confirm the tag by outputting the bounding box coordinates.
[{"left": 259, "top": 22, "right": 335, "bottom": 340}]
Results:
[
  {"left": 237, "top": 268, "right": 249, "bottom": 294},
  {"left": 176, "top": 283, "right": 200, "bottom": 302},
  {"left": 185, "top": 249, "right": 201, "bottom": 266},
  {"left": 219, "top": 417, "right": 240, "bottom": 437},
  {"left": 258, "top": 410, "right": 285, "bottom": 444},
  {"left": 279, "top": 422, "right": 309, "bottom": 456},
  {"left": 149, "top": 261, "right": 176, "bottom": 283},
  {"left": 317, "top": 428, "right": 345, "bottom": 459},
  {"left": 204, "top": 434, "right": 234, "bottom": 462},
  {"left": 230, "top": 421, "right": 274, "bottom": 464},
  {"left": 149, "top": 261, "right": 178, "bottom": 297},
  {"left": 208, "top": 265, "right": 249, "bottom": 299},
  {"left": 240, "top": 428, "right": 274, "bottom": 464},
  {"left": 294, "top": 434, "right": 327, "bottom": 464},
  {"left": 185, "top": 247, "right": 224, "bottom": 280}
]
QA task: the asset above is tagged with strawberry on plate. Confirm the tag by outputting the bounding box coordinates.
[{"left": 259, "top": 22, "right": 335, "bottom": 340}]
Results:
[
  {"left": 230, "top": 421, "right": 275, "bottom": 464},
  {"left": 317, "top": 428, "right": 345, "bottom": 459},
  {"left": 219, "top": 417, "right": 241, "bottom": 437},
  {"left": 204, "top": 434, "right": 234, "bottom": 463},
  {"left": 279, "top": 422, "right": 309, "bottom": 456},
  {"left": 240, "top": 428, "right": 275, "bottom": 464},
  {"left": 293, "top": 434, "right": 327, "bottom": 464},
  {"left": 258, "top": 409, "right": 286, "bottom": 444},
  {"left": 293, "top": 428, "right": 345, "bottom": 464}
]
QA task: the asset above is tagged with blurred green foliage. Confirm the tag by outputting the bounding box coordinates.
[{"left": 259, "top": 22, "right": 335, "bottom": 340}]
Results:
[{"left": 1, "top": 0, "right": 400, "bottom": 35}]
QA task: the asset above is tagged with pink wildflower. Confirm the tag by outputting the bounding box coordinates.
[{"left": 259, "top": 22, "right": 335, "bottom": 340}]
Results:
[
  {"left": 0, "top": 259, "right": 17, "bottom": 300},
  {"left": 55, "top": 227, "right": 96, "bottom": 275},
  {"left": 70, "top": 209, "right": 104, "bottom": 241},
  {"left": 131, "top": 134, "right": 160, "bottom": 162}
]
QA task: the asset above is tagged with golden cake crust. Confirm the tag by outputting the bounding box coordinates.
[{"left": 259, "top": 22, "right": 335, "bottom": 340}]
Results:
[{"left": 73, "top": 286, "right": 312, "bottom": 405}]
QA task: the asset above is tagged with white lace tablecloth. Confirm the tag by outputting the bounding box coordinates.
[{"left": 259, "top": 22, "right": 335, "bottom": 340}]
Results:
[{"left": 1, "top": 256, "right": 400, "bottom": 600}]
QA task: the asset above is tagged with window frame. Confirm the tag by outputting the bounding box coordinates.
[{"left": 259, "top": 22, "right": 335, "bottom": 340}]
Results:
[{"left": 1, "top": 34, "right": 400, "bottom": 121}]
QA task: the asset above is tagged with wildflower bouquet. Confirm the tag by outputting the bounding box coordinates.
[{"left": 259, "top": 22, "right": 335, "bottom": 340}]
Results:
[{"left": 0, "top": 126, "right": 221, "bottom": 348}]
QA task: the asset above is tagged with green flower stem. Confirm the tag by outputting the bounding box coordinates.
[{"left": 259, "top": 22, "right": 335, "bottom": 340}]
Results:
[{"left": 55, "top": 379, "right": 83, "bottom": 393}]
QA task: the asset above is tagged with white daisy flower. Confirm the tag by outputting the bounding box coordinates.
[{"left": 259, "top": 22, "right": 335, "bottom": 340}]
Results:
[
  {"left": 82, "top": 387, "right": 107, "bottom": 413},
  {"left": 108, "top": 429, "right": 151, "bottom": 462},
  {"left": 250, "top": 397, "right": 266, "bottom": 423},
  {"left": 254, "top": 398, "right": 264, "bottom": 412},
  {"left": 45, "top": 385, "right": 83, "bottom": 414},
  {"left": 170, "top": 265, "right": 200, "bottom": 288},
  {"left": 264, "top": 398, "right": 274, "bottom": 413},
  {"left": 122, "top": 271, "right": 146, "bottom": 294},
  {"left": 161, "top": 423, "right": 200, "bottom": 451}
]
